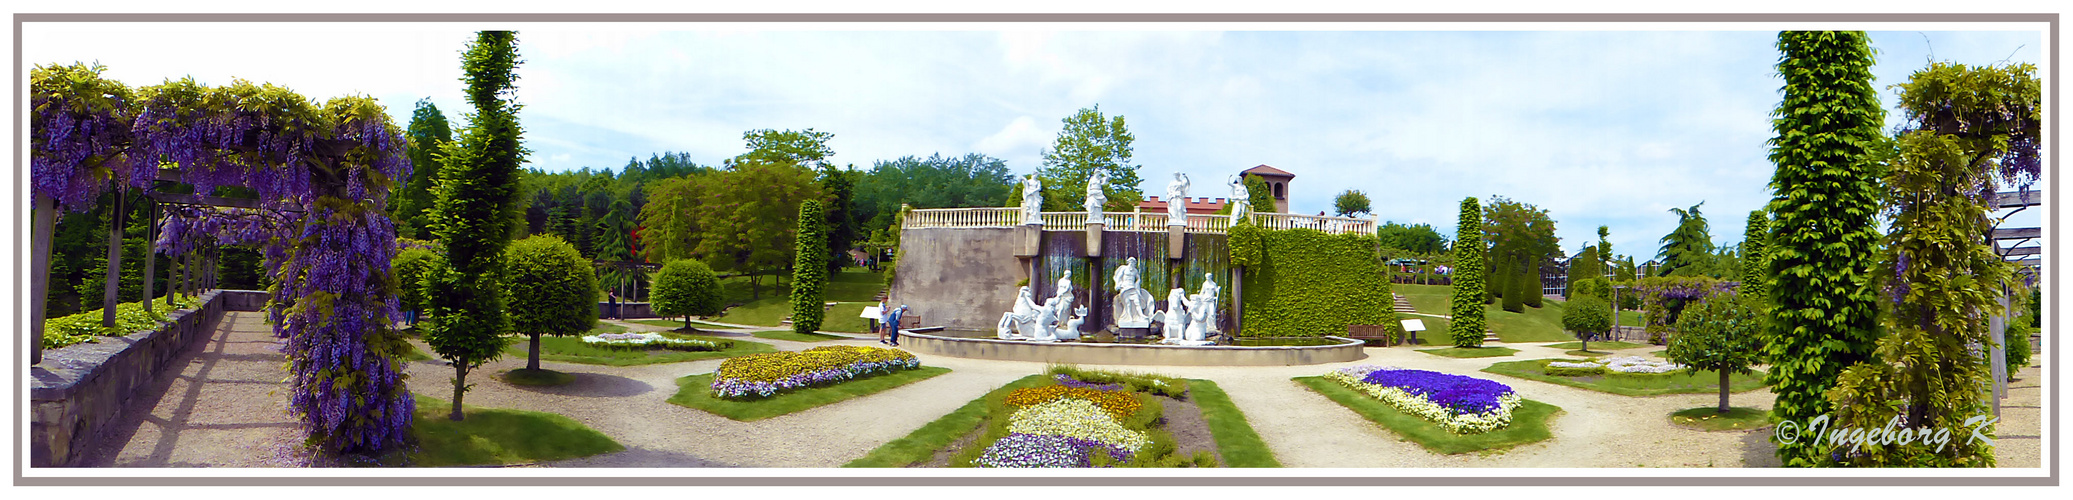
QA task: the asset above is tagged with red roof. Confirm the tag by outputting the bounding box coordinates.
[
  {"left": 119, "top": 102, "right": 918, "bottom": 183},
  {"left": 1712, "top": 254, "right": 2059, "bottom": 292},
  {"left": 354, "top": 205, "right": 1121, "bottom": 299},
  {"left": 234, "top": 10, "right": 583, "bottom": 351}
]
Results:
[
  {"left": 1242, "top": 164, "right": 1293, "bottom": 178},
  {"left": 1136, "top": 196, "right": 1230, "bottom": 215}
]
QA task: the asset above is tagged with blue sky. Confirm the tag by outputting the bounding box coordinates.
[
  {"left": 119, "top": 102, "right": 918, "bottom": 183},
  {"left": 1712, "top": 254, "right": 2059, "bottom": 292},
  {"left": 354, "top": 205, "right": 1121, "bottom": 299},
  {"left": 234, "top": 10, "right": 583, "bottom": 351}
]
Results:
[{"left": 22, "top": 23, "right": 2046, "bottom": 260}]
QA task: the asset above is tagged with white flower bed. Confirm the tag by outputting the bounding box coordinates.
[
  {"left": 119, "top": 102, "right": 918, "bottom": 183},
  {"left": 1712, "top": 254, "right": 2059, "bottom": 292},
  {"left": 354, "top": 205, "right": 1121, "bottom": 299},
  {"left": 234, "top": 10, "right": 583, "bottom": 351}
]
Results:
[
  {"left": 1005, "top": 398, "right": 1150, "bottom": 451},
  {"left": 1551, "top": 356, "right": 1686, "bottom": 374},
  {"left": 1324, "top": 368, "right": 1522, "bottom": 435},
  {"left": 580, "top": 332, "right": 723, "bottom": 351}
]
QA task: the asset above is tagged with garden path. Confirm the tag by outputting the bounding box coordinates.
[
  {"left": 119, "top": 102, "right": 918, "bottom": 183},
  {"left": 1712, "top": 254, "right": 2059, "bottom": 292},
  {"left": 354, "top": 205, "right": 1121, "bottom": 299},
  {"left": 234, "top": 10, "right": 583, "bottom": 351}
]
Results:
[{"left": 78, "top": 311, "right": 307, "bottom": 467}]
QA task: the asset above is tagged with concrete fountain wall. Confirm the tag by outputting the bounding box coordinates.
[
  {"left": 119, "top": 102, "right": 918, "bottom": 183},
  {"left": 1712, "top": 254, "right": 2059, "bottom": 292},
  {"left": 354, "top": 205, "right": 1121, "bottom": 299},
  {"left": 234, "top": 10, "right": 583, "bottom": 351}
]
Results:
[{"left": 889, "top": 226, "right": 1230, "bottom": 333}]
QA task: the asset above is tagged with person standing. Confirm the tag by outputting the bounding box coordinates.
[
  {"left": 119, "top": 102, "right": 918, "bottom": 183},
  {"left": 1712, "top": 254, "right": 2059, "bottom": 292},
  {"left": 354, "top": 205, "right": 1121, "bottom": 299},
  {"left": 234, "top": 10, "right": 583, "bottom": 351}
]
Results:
[
  {"left": 875, "top": 300, "right": 890, "bottom": 345},
  {"left": 884, "top": 305, "right": 909, "bottom": 347}
]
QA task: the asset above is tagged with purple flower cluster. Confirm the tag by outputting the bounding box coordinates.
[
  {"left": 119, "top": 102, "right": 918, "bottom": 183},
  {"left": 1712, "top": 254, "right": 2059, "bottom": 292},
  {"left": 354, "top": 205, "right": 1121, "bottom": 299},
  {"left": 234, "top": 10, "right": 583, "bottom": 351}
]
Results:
[
  {"left": 1361, "top": 369, "right": 1516, "bottom": 414},
  {"left": 1052, "top": 373, "right": 1123, "bottom": 391},
  {"left": 709, "top": 358, "right": 922, "bottom": 399},
  {"left": 278, "top": 201, "right": 413, "bottom": 455},
  {"left": 973, "top": 433, "right": 1135, "bottom": 468}
]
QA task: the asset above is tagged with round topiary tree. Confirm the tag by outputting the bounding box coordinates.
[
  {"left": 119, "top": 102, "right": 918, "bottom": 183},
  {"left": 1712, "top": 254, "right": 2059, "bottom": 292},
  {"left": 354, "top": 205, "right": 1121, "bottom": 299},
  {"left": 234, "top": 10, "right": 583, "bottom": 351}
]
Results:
[
  {"left": 652, "top": 258, "right": 722, "bottom": 330},
  {"left": 1449, "top": 197, "right": 1487, "bottom": 347},
  {"left": 1560, "top": 295, "right": 1611, "bottom": 353},
  {"left": 505, "top": 234, "right": 598, "bottom": 372},
  {"left": 1666, "top": 292, "right": 1765, "bottom": 413},
  {"left": 790, "top": 200, "right": 828, "bottom": 334}
]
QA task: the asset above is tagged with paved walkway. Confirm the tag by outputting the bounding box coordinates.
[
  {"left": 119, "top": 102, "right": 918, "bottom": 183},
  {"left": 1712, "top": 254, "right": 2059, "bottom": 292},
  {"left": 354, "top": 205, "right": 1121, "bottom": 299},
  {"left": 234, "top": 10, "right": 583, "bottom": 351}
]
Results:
[{"left": 78, "top": 312, "right": 2047, "bottom": 469}]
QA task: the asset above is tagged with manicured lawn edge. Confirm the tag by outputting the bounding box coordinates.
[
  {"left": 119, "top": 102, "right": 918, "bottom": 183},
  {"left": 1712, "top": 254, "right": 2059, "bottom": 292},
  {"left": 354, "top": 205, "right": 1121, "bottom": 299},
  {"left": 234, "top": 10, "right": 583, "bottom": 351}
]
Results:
[
  {"left": 629, "top": 318, "right": 741, "bottom": 330},
  {"left": 751, "top": 330, "right": 850, "bottom": 342},
  {"left": 1187, "top": 379, "right": 1281, "bottom": 467},
  {"left": 511, "top": 334, "right": 778, "bottom": 367},
  {"left": 669, "top": 366, "right": 953, "bottom": 421},
  {"left": 1293, "top": 376, "right": 1558, "bottom": 455},
  {"left": 1417, "top": 346, "right": 1519, "bottom": 358},
  {"left": 1542, "top": 341, "right": 1646, "bottom": 350},
  {"left": 407, "top": 393, "right": 623, "bottom": 466},
  {"left": 843, "top": 374, "right": 1051, "bottom": 468},
  {"left": 1481, "top": 359, "right": 1769, "bottom": 397}
]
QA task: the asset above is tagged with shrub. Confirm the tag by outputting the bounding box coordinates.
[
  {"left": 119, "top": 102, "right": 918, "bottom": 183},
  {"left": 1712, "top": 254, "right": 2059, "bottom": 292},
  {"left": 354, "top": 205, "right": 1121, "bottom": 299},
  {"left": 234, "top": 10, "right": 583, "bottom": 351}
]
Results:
[
  {"left": 1666, "top": 293, "right": 1765, "bottom": 413},
  {"left": 1543, "top": 361, "right": 1607, "bottom": 377},
  {"left": 391, "top": 247, "right": 442, "bottom": 321},
  {"left": 1561, "top": 295, "right": 1612, "bottom": 350},
  {"left": 790, "top": 200, "right": 828, "bottom": 333},
  {"left": 651, "top": 258, "right": 723, "bottom": 328},
  {"left": 505, "top": 235, "right": 599, "bottom": 371},
  {"left": 1520, "top": 269, "right": 1543, "bottom": 308}
]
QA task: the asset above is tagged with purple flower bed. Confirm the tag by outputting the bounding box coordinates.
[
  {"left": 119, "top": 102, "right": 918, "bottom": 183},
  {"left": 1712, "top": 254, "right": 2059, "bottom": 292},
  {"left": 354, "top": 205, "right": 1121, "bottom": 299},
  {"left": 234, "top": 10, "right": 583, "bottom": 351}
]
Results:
[
  {"left": 1361, "top": 369, "right": 1515, "bottom": 414},
  {"left": 1052, "top": 374, "right": 1124, "bottom": 391},
  {"left": 973, "top": 433, "right": 1135, "bottom": 468}
]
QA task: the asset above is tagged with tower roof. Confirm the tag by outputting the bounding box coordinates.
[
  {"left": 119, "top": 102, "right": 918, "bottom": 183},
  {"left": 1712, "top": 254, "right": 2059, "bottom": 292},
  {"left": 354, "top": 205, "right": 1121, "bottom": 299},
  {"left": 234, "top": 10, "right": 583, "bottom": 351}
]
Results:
[{"left": 1242, "top": 164, "right": 1294, "bottom": 178}]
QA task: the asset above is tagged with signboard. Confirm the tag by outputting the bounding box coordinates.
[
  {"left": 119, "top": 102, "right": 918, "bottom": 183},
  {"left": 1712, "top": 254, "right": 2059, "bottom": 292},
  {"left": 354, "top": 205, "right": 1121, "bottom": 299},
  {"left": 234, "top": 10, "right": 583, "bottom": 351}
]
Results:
[
  {"left": 859, "top": 306, "right": 884, "bottom": 319},
  {"left": 1400, "top": 319, "right": 1426, "bottom": 332}
]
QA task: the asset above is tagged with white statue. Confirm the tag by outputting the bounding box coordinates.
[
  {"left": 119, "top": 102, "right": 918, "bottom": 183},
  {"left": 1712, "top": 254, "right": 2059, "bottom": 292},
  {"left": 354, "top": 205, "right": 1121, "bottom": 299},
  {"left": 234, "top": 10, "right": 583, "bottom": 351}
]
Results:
[
  {"left": 1193, "top": 273, "right": 1221, "bottom": 335},
  {"left": 1085, "top": 170, "right": 1107, "bottom": 224},
  {"left": 1111, "top": 257, "right": 1154, "bottom": 328},
  {"left": 1021, "top": 175, "right": 1044, "bottom": 225},
  {"left": 1028, "top": 295, "right": 1061, "bottom": 341},
  {"left": 1185, "top": 296, "right": 1211, "bottom": 342},
  {"left": 1230, "top": 176, "right": 1253, "bottom": 223},
  {"left": 1160, "top": 288, "right": 1189, "bottom": 340},
  {"left": 1057, "top": 306, "right": 1088, "bottom": 341},
  {"left": 1166, "top": 172, "right": 1190, "bottom": 225},
  {"left": 997, "top": 286, "right": 1041, "bottom": 339}
]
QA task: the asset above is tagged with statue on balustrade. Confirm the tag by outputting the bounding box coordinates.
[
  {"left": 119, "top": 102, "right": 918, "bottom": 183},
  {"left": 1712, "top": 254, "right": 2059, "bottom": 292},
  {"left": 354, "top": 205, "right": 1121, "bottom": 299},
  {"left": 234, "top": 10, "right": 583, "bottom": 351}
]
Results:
[
  {"left": 1021, "top": 174, "right": 1043, "bottom": 225},
  {"left": 1166, "top": 172, "right": 1190, "bottom": 225},
  {"left": 1229, "top": 175, "right": 1252, "bottom": 223},
  {"left": 1085, "top": 169, "right": 1107, "bottom": 224}
]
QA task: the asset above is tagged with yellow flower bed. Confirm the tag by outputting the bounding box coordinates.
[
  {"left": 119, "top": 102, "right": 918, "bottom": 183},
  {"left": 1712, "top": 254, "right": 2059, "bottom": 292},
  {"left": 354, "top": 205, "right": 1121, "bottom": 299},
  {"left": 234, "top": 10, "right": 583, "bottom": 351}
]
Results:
[
  {"left": 1003, "top": 384, "right": 1142, "bottom": 421},
  {"left": 1005, "top": 398, "right": 1150, "bottom": 452},
  {"left": 714, "top": 345, "right": 916, "bottom": 383}
]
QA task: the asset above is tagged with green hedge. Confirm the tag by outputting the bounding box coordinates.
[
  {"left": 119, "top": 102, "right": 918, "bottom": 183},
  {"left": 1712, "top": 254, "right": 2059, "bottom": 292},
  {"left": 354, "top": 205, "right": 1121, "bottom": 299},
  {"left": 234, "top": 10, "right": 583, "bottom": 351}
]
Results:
[
  {"left": 1237, "top": 228, "right": 1394, "bottom": 337},
  {"left": 790, "top": 200, "right": 829, "bottom": 333}
]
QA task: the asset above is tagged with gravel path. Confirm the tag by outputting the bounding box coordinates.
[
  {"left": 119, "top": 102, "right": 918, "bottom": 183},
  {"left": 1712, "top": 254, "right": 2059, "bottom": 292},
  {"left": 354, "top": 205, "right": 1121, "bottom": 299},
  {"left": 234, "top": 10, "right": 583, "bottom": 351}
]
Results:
[{"left": 106, "top": 314, "right": 2047, "bottom": 469}]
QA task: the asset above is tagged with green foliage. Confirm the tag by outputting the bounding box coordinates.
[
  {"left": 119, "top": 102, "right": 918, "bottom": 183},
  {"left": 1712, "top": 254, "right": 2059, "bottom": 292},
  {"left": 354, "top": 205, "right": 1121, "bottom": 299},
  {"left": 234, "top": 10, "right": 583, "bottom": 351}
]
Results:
[
  {"left": 1449, "top": 197, "right": 1488, "bottom": 347},
  {"left": 1483, "top": 359, "right": 1770, "bottom": 397},
  {"left": 1332, "top": 189, "right": 1372, "bottom": 217},
  {"left": 819, "top": 166, "right": 860, "bottom": 274},
  {"left": 394, "top": 99, "right": 452, "bottom": 239},
  {"left": 1656, "top": 202, "right": 1715, "bottom": 277},
  {"left": 1038, "top": 105, "right": 1143, "bottom": 212},
  {"left": 1761, "top": 31, "right": 1888, "bottom": 467},
  {"left": 1377, "top": 221, "right": 1448, "bottom": 254},
  {"left": 391, "top": 247, "right": 441, "bottom": 317},
  {"left": 1739, "top": 210, "right": 1770, "bottom": 300},
  {"left": 790, "top": 200, "right": 829, "bottom": 333},
  {"left": 1632, "top": 275, "right": 1726, "bottom": 343},
  {"left": 1046, "top": 365, "right": 1191, "bottom": 399},
  {"left": 634, "top": 174, "right": 704, "bottom": 262},
  {"left": 1818, "top": 60, "right": 2038, "bottom": 468},
  {"left": 423, "top": 30, "right": 528, "bottom": 420},
  {"left": 1570, "top": 276, "right": 1611, "bottom": 303},
  {"left": 1519, "top": 268, "right": 1543, "bottom": 308},
  {"left": 1667, "top": 293, "right": 1767, "bottom": 411},
  {"left": 1237, "top": 228, "right": 1393, "bottom": 337},
  {"left": 1544, "top": 364, "right": 1606, "bottom": 377},
  {"left": 1243, "top": 174, "right": 1275, "bottom": 214},
  {"left": 42, "top": 293, "right": 200, "bottom": 349},
  {"left": 1499, "top": 277, "right": 1525, "bottom": 313},
  {"left": 856, "top": 153, "right": 1015, "bottom": 231},
  {"left": 737, "top": 128, "right": 834, "bottom": 166},
  {"left": 504, "top": 235, "right": 598, "bottom": 370},
  {"left": 700, "top": 160, "right": 825, "bottom": 298},
  {"left": 1561, "top": 296, "right": 1612, "bottom": 341},
  {"left": 405, "top": 394, "right": 622, "bottom": 466},
  {"left": 652, "top": 258, "right": 724, "bottom": 323}
]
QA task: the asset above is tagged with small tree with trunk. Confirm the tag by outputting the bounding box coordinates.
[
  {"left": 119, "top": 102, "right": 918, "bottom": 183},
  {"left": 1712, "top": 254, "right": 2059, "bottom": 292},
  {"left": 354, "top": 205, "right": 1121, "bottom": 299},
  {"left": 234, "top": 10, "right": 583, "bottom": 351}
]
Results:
[
  {"left": 652, "top": 258, "right": 723, "bottom": 329},
  {"left": 1561, "top": 295, "right": 1612, "bottom": 353},
  {"left": 505, "top": 234, "right": 597, "bottom": 372},
  {"left": 1665, "top": 292, "right": 1764, "bottom": 413}
]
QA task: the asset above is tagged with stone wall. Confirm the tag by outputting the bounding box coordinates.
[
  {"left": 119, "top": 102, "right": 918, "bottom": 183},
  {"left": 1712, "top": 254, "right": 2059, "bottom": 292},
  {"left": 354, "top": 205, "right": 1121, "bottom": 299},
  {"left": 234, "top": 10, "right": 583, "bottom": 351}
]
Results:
[
  {"left": 889, "top": 227, "right": 1026, "bottom": 331},
  {"left": 896, "top": 331, "right": 1366, "bottom": 366},
  {"left": 29, "top": 289, "right": 267, "bottom": 467},
  {"left": 598, "top": 301, "right": 657, "bottom": 319}
]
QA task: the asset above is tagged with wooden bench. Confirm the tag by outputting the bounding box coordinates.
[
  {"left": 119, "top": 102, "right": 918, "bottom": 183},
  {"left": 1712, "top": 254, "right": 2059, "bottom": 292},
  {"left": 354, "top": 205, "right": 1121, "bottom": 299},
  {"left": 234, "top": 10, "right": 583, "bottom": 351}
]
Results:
[{"left": 1345, "top": 324, "right": 1400, "bottom": 346}]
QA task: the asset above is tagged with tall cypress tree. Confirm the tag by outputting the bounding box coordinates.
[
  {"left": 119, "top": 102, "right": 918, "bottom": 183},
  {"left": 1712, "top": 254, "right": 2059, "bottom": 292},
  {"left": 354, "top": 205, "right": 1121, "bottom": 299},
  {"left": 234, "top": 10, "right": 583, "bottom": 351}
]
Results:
[
  {"left": 790, "top": 200, "right": 829, "bottom": 334},
  {"left": 1761, "top": 31, "right": 1886, "bottom": 466},
  {"left": 423, "top": 31, "right": 527, "bottom": 421},
  {"left": 1449, "top": 197, "right": 1487, "bottom": 347},
  {"left": 1739, "top": 210, "right": 1769, "bottom": 301},
  {"left": 394, "top": 99, "right": 452, "bottom": 239}
]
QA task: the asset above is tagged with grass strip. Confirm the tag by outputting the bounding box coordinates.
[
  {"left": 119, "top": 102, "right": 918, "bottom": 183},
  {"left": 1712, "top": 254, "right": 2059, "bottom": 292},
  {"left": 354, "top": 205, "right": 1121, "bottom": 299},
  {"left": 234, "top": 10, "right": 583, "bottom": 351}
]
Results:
[
  {"left": 1669, "top": 407, "right": 1771, "bottom": 431},
  {"left": 1416, "top": 346, "right": 1519, "bottom": 358},
  {"left": 629, "top": 318, "right": 740, "bottom": 330},
  {"left": 1293, "top": 376, "right": 1557, "bottom": 455},
  {"left": 504, "top": 333, "right": 776, "bottom": 367},
  {"left": 669, "top": 366, "right": 952, "bottom": 422},
  {"left": 751, "top": 330, "right": 850, "bottom": 342},
  {"left": 1482, "top": 359, "right": 1769, "bottom": 397},
  {"left": 842, "top": 374, "right": 1051, "bottom": 467},
  {"left": 1186, "top": 379, "right": 1281, "bottom": 467},
  {"left": 1541, "top": 341, "right": 1646, "bottom": 350},
  {"left": 500, "top": 368, "right": 575, "bottom": 386},
  {"left": 407, "top": 393, "right": 623, "bottom": 467}
]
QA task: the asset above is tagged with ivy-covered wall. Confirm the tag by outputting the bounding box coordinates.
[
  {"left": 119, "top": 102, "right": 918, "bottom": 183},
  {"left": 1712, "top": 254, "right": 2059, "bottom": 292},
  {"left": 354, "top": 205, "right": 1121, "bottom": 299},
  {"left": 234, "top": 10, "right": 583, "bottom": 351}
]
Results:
[{"left": 1233, "top": 226, "right": 1395, "bottom": 338}]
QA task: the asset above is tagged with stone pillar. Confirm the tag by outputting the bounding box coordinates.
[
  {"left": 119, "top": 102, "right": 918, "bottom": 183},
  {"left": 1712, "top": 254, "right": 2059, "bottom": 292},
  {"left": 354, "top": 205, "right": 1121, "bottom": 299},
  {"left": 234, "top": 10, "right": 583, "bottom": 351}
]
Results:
[
  {"left": 1991, "top": 290, "right": 2010, "bottom": 417},
  {"left": 102, "top": 190, "right": 126, "bottom": 328},
  {"left": 31, "top": 194, "right": 58, "bottom": 365},
  {"left": 1167, "top": 221, "right": 1186, "bottom": 258},
  {"left": 141, "top": 201, "right": 158, "bottom": 313}
]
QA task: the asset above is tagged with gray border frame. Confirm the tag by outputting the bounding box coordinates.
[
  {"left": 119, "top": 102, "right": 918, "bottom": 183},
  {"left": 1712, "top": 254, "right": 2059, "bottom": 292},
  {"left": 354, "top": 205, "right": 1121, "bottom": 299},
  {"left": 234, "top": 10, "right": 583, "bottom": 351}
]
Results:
[{"left": 11, "top": 11, "right": 2058, "bottom": 487}]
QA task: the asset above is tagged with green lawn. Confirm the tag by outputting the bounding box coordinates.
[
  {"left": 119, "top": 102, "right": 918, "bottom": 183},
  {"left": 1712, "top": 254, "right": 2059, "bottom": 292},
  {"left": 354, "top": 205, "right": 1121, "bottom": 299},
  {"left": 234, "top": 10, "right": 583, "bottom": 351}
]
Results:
[
  {"left": 1482, "top": 359, "right": 1770, "bottom": 397},
  {"left": 407, "top": 393, "right": 623, "bottom": 466},
  {"left": 1188, "top": 380, "right": 1281, "bottom": 467},
  {"left": 500, "top": 368, "right": 575, "bottom": 386},
  {"left": 668, "top": 367, "right": 951, "bottom": 421},
  {"left": 844, "top": 374, "right": 1053, "bottom": 467},
  {"left": 1669, "top": 407, "right": 1771, "bottom": 431},
  {"left": 1395, "top": 284, "right": 1644, "bottom": 343},
  {"left": 1541, "top": 341, "right": 1646, "bottom": 350},
  {"left": 629, "top": 318, "right": 740, "bottom": 330},
  {"left": 751, "top": 330, "right": 850, "bottom": 342},
  {"left": 712, "top": 268, "right": 886, "bottom": 329},
  {"left": 501, "top": 332, "right": 777, "bottom": 366},
  {"left": 1416, "top": 346, "right": 1519, "bottom": 358},
  {"left": 1294, "top": 376, "right": 1558, "bottom": 455}
]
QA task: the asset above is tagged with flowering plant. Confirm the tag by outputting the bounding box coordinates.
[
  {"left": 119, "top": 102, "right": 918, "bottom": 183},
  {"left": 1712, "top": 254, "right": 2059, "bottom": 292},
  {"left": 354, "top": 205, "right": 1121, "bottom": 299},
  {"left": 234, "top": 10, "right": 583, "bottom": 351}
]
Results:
[
  {"left": 580, "top": 332, "right": 725, "bottom": 351},
  {"left": 1548, "top": 356, "right": 1686, "bottom": 374},
  {"left": 710, "top": 345, "right": 919, "bottom": 399},
  {"left": 1052, "top": 373, "right": 1124, "bottom": 391},
  {"left": 972, "top": 433, "right": 1134, "bottom": 468},
  {"left": 1003, "top": 384, "right": 1142, "bottom": 420},
  {"left": 1327, "top": 366, "right": 1522, "bottom": 434}
]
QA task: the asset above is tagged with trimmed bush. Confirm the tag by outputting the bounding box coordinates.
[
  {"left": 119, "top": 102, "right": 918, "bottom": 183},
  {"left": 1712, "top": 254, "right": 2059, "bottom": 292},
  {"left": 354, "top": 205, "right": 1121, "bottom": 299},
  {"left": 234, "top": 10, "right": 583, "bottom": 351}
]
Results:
[
  {"left": 651, "top": 258, "right": 723, "bottom": 329},
  {"left": 1560, "top": 295, "right": 1612, "bottom": 351},
  {"left": 790, "top": 200, "right": 828, "bottom": 333},
  {"left": 391, "top": 247, "right": 442, "bottom": 323},
  {"left": 505, "top": 235, "right": 599, "bottom": 371}
]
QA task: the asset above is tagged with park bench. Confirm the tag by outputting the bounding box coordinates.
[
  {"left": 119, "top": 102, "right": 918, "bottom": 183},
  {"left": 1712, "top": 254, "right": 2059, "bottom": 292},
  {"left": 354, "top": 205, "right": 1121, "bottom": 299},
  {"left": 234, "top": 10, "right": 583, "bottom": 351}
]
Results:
[{"left": 1345, "top": 324, "right": 1400, "bottom": 346}]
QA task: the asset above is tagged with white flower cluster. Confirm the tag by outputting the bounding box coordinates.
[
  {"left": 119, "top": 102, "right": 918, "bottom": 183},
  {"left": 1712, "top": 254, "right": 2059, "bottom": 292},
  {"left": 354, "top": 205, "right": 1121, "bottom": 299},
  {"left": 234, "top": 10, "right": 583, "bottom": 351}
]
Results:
[
  {"left": 1324, "top": 369, "right": 1522, "bottom": 435},
  {"left": 1556, "top": 356, "right": 1686, "bottom": 374},
  {"left": 1006, "top": 398, "right": 1150, "bottom": 451},
  {"left": 580, "top": 332, "right": 721, "bottom": 350}
]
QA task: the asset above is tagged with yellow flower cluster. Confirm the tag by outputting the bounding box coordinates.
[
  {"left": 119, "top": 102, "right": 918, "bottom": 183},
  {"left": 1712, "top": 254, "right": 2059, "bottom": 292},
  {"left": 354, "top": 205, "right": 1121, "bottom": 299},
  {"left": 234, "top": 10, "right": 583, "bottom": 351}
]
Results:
[
  {"left": 1006, "top": 398, "right": 1150, "bottom": 451},
  {"left": 715, "top": 345, "right": 916, "bottom": 383},
  {"left": 1003, "top": 385, "right": 1141, "bottom": 421}
]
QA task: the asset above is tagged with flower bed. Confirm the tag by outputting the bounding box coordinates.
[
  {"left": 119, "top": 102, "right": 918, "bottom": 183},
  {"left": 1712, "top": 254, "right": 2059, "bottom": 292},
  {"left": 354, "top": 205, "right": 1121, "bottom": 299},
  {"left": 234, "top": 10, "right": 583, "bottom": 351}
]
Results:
[
  {"left": 1325, "top": 365, "right": 1522, "bottom": 434},
  {"left": 1543, "top": 356, "right": 1686, "bottom": 375},
  {"left": 974, "top": 375, "right": 1154, "bottom": 468},
  {"left": 1001, "top": 384, "right": 1142, "bottom": 421},
  {"left": 710, "top": 345, "right": 919, "bottom": 399},
  {"left": 580, "top": 332, "right": 728, "bottom": 352}
]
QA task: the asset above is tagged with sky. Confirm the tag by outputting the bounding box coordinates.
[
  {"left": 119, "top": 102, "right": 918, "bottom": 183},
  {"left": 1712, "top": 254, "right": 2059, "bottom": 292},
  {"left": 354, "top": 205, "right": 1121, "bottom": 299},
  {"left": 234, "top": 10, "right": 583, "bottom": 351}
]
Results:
[{"left": 20, "top": 22, "right": 2047, "bottom": 260}]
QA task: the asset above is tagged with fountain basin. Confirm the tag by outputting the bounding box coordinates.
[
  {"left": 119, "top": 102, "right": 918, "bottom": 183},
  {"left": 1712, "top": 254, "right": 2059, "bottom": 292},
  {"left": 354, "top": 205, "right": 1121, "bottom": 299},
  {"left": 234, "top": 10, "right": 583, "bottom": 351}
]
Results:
[{"left": 898, "top": 327, "right": 1366, "bottom": 366}]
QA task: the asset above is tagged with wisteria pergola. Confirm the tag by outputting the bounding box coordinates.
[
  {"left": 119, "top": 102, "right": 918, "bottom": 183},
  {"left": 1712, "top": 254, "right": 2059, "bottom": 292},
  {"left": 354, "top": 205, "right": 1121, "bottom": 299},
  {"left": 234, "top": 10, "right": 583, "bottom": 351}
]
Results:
[{"left": 30, "top": 63, "right": 416, "bottom": 454}]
